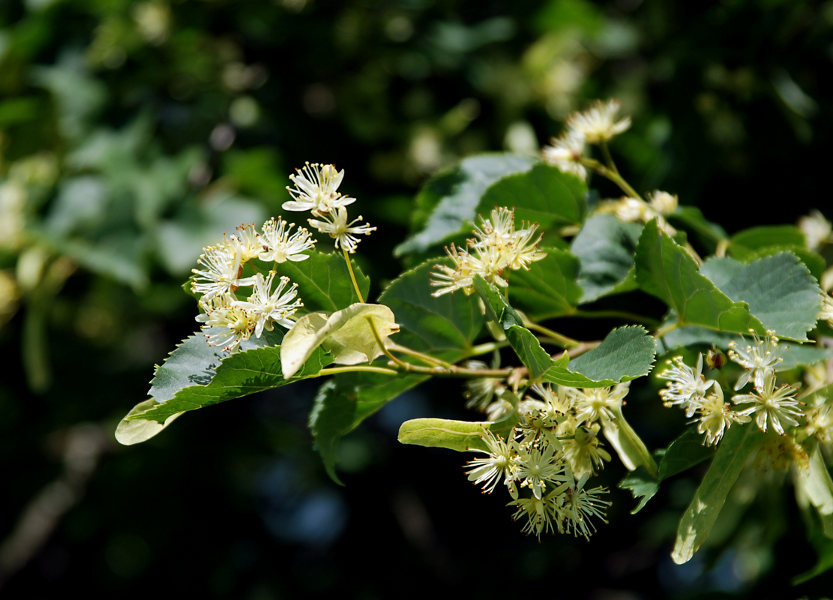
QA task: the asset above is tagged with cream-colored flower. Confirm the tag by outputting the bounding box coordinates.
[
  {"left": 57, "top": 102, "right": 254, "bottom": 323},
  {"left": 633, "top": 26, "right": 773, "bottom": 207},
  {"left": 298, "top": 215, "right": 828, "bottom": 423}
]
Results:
[
  {"left": 283, "top": 162, "right": 355, "bottom": 216},
  {"left": 508, "top": 491, "right": 560, "bottom": 540},
  {"left": 464, "top": 429, "right": 519, "bottom": 495},
  {"left": 191, "top": 243, "right": 256, "bottom": 302},
  {"left": 658, "top": 354, "right": 715, "bottom": 412},
  {"left": 647, "top": 190, "right": 678, "bottom": 216},
  {"left": 798, "top": 210, "right": 832, "bottom": 251},
  {"left": 728, "top": 330, "right": 782, "bottom": 391},
  {"left": 694, "top": 384, "right": 748, "bottom": 446},
  {"left": 237, "top": 271, "right": 303, "bottom": 336},
  {"left": 229, "top": 223, "right": 263, "bottom": 262},
  {"left": 541, "top": 130, "right": 587, "bottom": 180},
  {"left": 196, "top": 294, "right": 257, "bottom": 351},
  {"left": 732, "top": 371, "right": 802, "bottom": 435},
  {"left": 568, "top": 383, "right": 630, "bottom": 426},
  {"left": 554, "top": 478, "right": 610, "bottom": 540},
  {"left": 308, "top": 206, "right": 376, "bottom": 253},
  {"left": 566, "top": 99, "right": 631, "bottom": 144},
  {"left": 259, "top": 217, "right": 315, "bottom": 263}
]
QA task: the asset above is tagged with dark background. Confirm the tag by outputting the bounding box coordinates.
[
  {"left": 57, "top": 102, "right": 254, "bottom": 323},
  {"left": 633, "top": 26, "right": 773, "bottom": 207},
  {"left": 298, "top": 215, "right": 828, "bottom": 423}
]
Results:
[{"left": 1, "top": 1, "right": 832, "bottom": 597}]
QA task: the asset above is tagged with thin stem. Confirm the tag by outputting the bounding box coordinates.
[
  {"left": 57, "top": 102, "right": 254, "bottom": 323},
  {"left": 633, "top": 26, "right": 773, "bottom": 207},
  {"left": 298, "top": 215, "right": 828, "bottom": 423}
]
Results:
[
  {"left": 342, "top": 248, "right": 364, "bottom": 303},
  {"left": 600, "top": 141, "right": 619, "bottom": 174},
  {"left": 316, "top": 365, "right": 399, "bottom": 377},
  {"left": 653, "top": 321, "right": 680, "bottom": 339},
  {"left": 581, "top": 157, "right": 643, "bottom": 201},
  {"left": 387, "top": 342, "right": 452, "bottom": 368},
  {"left": 465, "top": 341, "right": 509, "bottom": 357},
  {"left": 522, "top": 319, "right": 579, "bottom": 349}
]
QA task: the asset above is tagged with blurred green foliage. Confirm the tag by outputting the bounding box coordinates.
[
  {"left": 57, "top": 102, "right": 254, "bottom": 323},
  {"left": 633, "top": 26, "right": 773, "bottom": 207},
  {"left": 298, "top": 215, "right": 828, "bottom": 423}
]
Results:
[{"left": 1, "top": 0, "right": 833, "bottom": 597}]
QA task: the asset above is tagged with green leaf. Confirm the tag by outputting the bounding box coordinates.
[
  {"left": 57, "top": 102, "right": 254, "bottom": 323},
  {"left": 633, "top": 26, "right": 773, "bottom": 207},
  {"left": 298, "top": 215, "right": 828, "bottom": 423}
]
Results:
[
  {"left": 657, "top": 428, "right": 715, "bottom": 480},
  {"left": 276, "top": 251, "right": 370, "bottom": 313},
  {"left": 310, "top": 373, "right": 430, "bottom": 481},
  {"left": 619, "top": 429, "right": 716, "bottom": 514},
  {"left": 635, "top": 219, "right": 766, "bottom": 336},
  {"left": 699, "top": 253, "right": 821, "bottom": 341},
  {"left": 123, "top": 332, "right": 331, "bottom": 430},
  {"left": 729, "top": 225, "right": 806, "bottom": 259},
  {"left": 543, "top": 326, "right": 656, "bottom": 387},
  {"left": 280, "top": 303, "right": 398, "bottom": 378},
  {"left": 671, "top": 424, "right": 766, "bottom": 564},
  {"left": 475, "top": 163, "right": 586, "bottom": 228},
  {"left": 794, "top": 444, "right": 833, "bottom": 539},
  {"left": 619, "top": 467, "right": 660, "bottom": 514},
  {"left": 379, "top": 258, "right": 484, "bottom": 357},
  {"left": 398, "top": 418, "right": 492, "bottom": 452},
  {"left": 506, "top": 248, "right": 582, "bottom": 318},
  {"left": 570, "top": 214, "right": 642, "bottom": 303},
  {"left": 115, "top": 399, "right": 184, "bottom": 446},
  {"left": 601, "top": 407, "right": 657, "bottom": 475},
  {"left": 473, "top": 276, "right": 552, "bottom": 379},
  {"left": 668, "top": 206, "right": 727, "bottom": 253},
  {"left": 395, "top": 153, "right": 537, "bottom": 256}
]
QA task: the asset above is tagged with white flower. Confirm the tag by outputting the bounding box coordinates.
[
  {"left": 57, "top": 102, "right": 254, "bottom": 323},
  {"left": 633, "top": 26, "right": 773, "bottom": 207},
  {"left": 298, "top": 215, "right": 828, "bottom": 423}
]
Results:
[
  {"left": 694, "top": 384, "right": 748, "bottom": 446},
  {"left": 728, "top": 330, "right": 782, "bottom": 391},
  {"left": 568, "top": 383, "right": 630, "bottom": 426},
  {"left": 648, "top": 190, "right": 678, "bottom": 216},
  {"left": 803, "top": 397, "right": 833, "bottom": 445},
  {"left": 258, "top": 217, "right": 315, "bottom": 263},
  {"left": 191, "top": 243, "right": 256, "bottom": 302},
  {"left": 515, "top": 444, "right": 568, "bottom": 500},
  {"left": 560, "top": 425, "right": 611, "bottom": 479},
  {"left": 541, "top": 130, "right": 587, "bottom": 180},
  {"left": 819, "top": 294, "right": 833, "bottom": 326},
  {"left": 430, "top": 244, "right": 484, "bottom": 297},
  {"left": 229, "top": 223, "right": 263, "bottom": 262},
  {"left": 237, "top": 271, "right": 303, "bottom": 336},
  {"left": 464, "top": 429, "right": 519, "bottom": 495},
  {"left": 613, "top": 197, "right": 650, "bottom": 222},
  {"left": 555, "top": 478, "right": 610, "bottom": 540},
  {"left": 732, "top": 371, "right": 803, "bottom": 435},
  {"left": 508, "top": 491, "right": 560, "bottom": 540},
  {"left": 798, "top": 210, "right": 832, "bottom": 251},
  {"left": 658, "top": 354, "right": 715, "bottom": 412},
  {"left": 308, "top": 206, "right": 376, "bottom": 253},
  {"left": 283, "top": 162, "right": 355, "bottom": 216},
  {"left": 566, "top": 99, "right": 631, "bottom": 144},
  {"left": 196, "top": 295, "right": 257, "bottom": 351}
]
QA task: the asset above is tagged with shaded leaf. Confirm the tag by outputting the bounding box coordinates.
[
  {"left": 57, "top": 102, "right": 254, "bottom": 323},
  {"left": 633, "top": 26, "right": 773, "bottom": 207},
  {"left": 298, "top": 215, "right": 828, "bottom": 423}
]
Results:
[
  {"left": 543, "top": 326, "right": 656, "bottom": 387},
  {"left": 700, "top": 253, "right": 820, "bottom": 341},
  {"left": 395, "top": 153, "right": 537, "bottom": 256},
  {"left": 570, "top": 214, "right": 642, "bottom": 303},
  {"left": 671, "top": 425, "right": 765, "bottom": 564},
  {"left": 276, "top": 251, "right": 370, "bottom": 313},
  {"left": 473, "top": 276, "right": 552, "bottom": 379},
  {"left": 506, "top": 248, "right": 582, "bottom": 318},
  {"left": 635, "top": 219, "right": 766, "bottom": 336},
  {"left": 475, "top": 162, "right": 586, "bottom": 228}
]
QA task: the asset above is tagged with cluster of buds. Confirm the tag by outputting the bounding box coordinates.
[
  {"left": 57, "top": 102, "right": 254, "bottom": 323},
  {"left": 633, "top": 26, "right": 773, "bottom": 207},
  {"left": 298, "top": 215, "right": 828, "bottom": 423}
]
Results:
[
  {"left": 463, "top": 382, "right": 636, "bottom": 540},
  {"left": 429, "top": 206, "right": 546, "bottom": 297},
  {"left": 658, "top": 331, "right": 805, "bottom": 445}
]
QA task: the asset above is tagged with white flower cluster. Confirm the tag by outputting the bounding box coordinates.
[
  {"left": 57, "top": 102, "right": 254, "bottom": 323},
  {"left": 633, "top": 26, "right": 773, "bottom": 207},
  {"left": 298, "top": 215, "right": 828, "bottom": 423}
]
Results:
[
  {"left": 191, "top": 219, "right": 313, "bottom": 351},
  {"left": 658, "top": 331, "right": 805, "bottom": 445},
  {"left": 284, "top": 162, "right": 375, "bottom": 253},
  {"left": 464, "top": 382, "right": 632, "bottom": 540},
  {"left": 541, "top": 98, "right": 631, "bottom": 181},
  {"left": 430, "top": 206, "right": 546, "bottom": 297}
]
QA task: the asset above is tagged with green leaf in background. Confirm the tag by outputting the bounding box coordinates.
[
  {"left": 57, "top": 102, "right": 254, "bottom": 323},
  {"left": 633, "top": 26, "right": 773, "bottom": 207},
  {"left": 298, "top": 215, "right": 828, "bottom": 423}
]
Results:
[
  {"left": 671, "top": 424, "right": 766, "bottom": 564},
  {"left": 395, "top": 153, "right": 537, "bottom": 256},
  {"left": 473, "top": 275, "right": 552, "bottom": 379},
  {"left": 377, "top": 258, "right": 484, "bottom": 357},
  {"left": 506, "top": 248, "right": 582, "bottom": 319},
  {"left": 728, "top": 225, "right": 806, "bottom": 259},
  {"left": 794, "top": 444, "right": 833, "bottom": 539},
  {"left": 543, "top": 326, "right": 656, "bottom": 387},
  {"left": 699, "top": 252, "right": 820, "bottom": 341},
  {"left": 635, "top": 219, "right": 766, "bottom": 336},
  {"left": 276, "top": 251, "right": 370, "bottom": 313},
  {"left": 475, "top": 162, "right": 587, "bottom": 228},
  {"left": 570, "top": 214, "right": 642, "bottom": 303}
]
